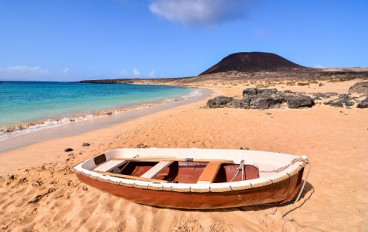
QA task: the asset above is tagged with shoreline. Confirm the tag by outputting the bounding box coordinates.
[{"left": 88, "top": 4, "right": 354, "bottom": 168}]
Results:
[
  {"left": 0, "top": 88, "right": 211, "bottom": 154},
  {"left": 0, "top": 85, "right": 197, "bottom": 141}
]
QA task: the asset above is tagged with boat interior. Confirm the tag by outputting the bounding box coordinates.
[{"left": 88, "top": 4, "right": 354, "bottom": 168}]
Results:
[{"left": 91, "top": 154, "right": 260, "bottom": 184}]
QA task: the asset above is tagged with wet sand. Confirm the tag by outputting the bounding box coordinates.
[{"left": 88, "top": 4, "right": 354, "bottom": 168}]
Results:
[{"left": 0, "top": 79, "right": 367, "bottom": 231}]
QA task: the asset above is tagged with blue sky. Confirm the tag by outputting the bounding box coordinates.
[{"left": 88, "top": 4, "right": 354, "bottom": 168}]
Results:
[{"left": 0, "top": 0, "right": 367, "bottom": 81}]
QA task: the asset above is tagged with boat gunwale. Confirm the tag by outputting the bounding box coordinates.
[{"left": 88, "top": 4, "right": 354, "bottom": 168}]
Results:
[{"left": 73, "top": 148, "right": 308, "bottom": 193}]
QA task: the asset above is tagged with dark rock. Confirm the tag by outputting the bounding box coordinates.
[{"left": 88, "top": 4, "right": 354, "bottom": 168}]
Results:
[
  {"left": 28, "top": 188, "right": 56, "bottom": 204},
  {"left": 287, "top": 95, "right": 315, "bottom": 108},
  {"left": 257, "top": 88, "right": 278, "bottom": 95},
  {"left": 18, "top": 177, "right": 28, "bottom": 184},
  {"left": 325, "top": 99, "right": 344, "bottom": 107},
  {"left": 243, "top": 88, "right": 258, "bottom": 96},
  {"left": 349, "top": 81, "right": 368, "bottom": 94},
  {"left": 265, "top": 112, "right": 272, "bottom": 115},
  {"left": 249, "top": 96, "right": 285, "bottom": 110},
  {"left": 326, "top": 92, "right": 339, "bottom": 96},
  {"left": 338, "top": 94, "right": 354, "bottom": 106},
  {"left": 68, "top": 153, "right": 74, "bottom": 157},
  {"left": 240, "top": 147, "right": 249, "bottom": 150},
  {"left": 230, "top": 99, "right": 250, "bottom": 109},
  {"left": 242, "top": 88, "right": 286, "bottom": 109},
  {"left": 207, "top": 96, "right": 234, "bottom": 108},
  {"left": 64, "top": 148, "right": 73, "bottom": 152},
  {"left": 137, "top": 143, "right": 150, "bottom": 148},
  {"left": 9, "top": 175, "right": 15, "bottom": 180},
  {"left": 357, "top": 98, "right": 368, "bottom": 108},
  {"left": 82, "top": 142, "right": 90, "bottom": 147},
  {"left": 312, "top": 93, "right": 329, "bottom": 100}
]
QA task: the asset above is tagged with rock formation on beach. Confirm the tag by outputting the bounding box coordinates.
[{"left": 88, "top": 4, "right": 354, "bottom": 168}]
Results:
[
  {"left": 200, "top": 52, "right": 308, "bottom": 75},
  {"left": 207, "top": 88, "right": 315, "bottom": 110},
  {"left": 208, "top": 87, "right": 368, "bottom": 109}
]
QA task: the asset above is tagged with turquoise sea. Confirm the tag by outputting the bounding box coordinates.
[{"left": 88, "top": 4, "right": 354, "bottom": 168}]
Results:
[{"left": 0, "top": 81, "right": 193, "bottom": 128}]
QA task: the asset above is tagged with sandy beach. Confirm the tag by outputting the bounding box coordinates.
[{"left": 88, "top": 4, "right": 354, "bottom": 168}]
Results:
[{"left": 1, "top": 78, "right": 367, "bottom": 231}]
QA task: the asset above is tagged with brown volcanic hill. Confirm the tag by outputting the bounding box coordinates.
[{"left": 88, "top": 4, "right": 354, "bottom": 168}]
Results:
[{"left": 200, "top": 52, "right": 307, "bottom": 75}]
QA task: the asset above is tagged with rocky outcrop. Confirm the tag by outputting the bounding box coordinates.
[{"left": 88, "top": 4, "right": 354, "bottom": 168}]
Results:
[
  {"left": 287, "top": 95, "right": 315, "bottom": 108},
  {"left": 207, "top": 96, "right": 234, "bottom": 108},
  {"left": 238, "top": 88, "right": 287, "bottom": 109},
  {"left": 357, "top": 98, "right": 368, "bottom": 108},
  {"left": 324, "top": 94, "right": 354, "bottom": 108},
  {"left": 311, "top": 92, "right": 338, "bottom": 100},
  {"left": 349, "top": 81, "right": 368, "bottom": 94},
  {"left": 208, "top": 88, "right": 314, "bottom": 110},
  {"left": 207, "top": 87, "right": 368, "bottom": 110}
]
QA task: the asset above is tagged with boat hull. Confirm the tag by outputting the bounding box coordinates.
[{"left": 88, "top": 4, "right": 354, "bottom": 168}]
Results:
[{"left": 76, "top": 168, "right": 304, "bottom": 209}]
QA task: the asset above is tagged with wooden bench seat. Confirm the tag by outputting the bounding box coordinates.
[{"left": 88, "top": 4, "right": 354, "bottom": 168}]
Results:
[
  {"left": 94, "top": 160, "right": 126, "bottom": 172},
  {"left": 197, "top": 162, "right": 221, "bottom": 184},
  {"left": 140, "top": 161, "right": 173, "bottom": 179}
]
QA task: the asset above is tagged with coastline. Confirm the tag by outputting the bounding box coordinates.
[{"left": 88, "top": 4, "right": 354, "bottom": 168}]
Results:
[
  {"left": 0, "top": 79, "right": 367, "bottom": 231},
  {"left": 0, "top": 88, "right": 211, "bottom": 154},
  {"left": 0, "top": 84, "right": 197, "bottom": 141}
]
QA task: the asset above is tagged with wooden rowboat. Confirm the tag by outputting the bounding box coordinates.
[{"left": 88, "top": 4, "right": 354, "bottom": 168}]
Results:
[{"left": 74, "top": 148, "right": 309, "bottom": 209}]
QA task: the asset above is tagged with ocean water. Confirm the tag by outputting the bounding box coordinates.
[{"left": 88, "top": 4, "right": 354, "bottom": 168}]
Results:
[{"left": 0, "top": 81, "right": 194, "bottom": 128}]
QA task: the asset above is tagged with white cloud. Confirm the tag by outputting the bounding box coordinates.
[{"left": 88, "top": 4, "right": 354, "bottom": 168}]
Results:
[
  {"left": 149, "top": 0, "right": 258, "bottom": 26},
  {"left": 0, "top": 65, "right": 50, "bottom": 81},
  {"left": 63, "top": 67, "right": 69, "bottom": 74},
  {"left": 1, "top": 65, "right": 48, "bottom": 73},
  {"left": 133, "top": 68, "right": 140, "bottom": 76},
  {"left": 148, "top": 70, "right": 155, "bottom": 77},
  {"left": 315, "top": 65, "right": 325, "bottom": 69}
]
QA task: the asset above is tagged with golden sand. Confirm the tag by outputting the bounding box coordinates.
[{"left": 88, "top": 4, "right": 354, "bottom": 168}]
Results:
[{"left": 0, "top": 79, "right": 367, "bottom": 231}]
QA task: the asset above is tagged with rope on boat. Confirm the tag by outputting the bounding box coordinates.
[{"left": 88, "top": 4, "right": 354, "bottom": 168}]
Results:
[
  {"left": 282, "top": 158, "right": 311, "bottom": 217},
  {"left": 230, "top": 160, "right": 245, "bottom": 182},
  {"left": 260, "top": 157, "right": 304, "bottom": 173}
]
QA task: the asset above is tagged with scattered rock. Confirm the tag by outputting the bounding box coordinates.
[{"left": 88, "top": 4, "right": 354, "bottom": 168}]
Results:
[
  {"left": 207, "top": 96, "right": 234, "bottom": 108},
  {"left": 9, "top": 175, "right": 15, "bottom": 180},
  {"left": 28, "top": 188, "right": 56, "bottom": 204},
  {"left": 319, "top": 82, "right": 324, "bottom": 87},
  {"left": 18, "top": 177, "right": 28, "bottom": 184},
  {"left": 265, "top": 112, "right": 272, "bottom": 115},
  {"left": 82, "top": 142, "right": 90, "bottom": 147},
  {"left": 64, "top": 148, "right": 73, "bottom": 152},
  {"left": 68, "top": 153, "right": 74, "bottom": 157},
  {"left": 32, "top": 180, "right": 43, "bottom": 187},
  {"left": 82, "top": 186, "right": 88, "bottom": 191},
  {"left": 287, "top": 95, "right": 315, "bottom": 108},
  {"left": 349, "top": 81, "right": 368, "bottom": 94},
  {"left": 324, "top": 94, "right": 355, "bottom": 108},
  {"left": 137, "top": 143, "right": 149, "bottom": 148},
  {"left": 240, "top": 147, "right": 249, "bottom": 150},
  {"left": 338, "top": 94, "right": 354, "bottom": 106},
  {"left": 357, "top": 98, "right": 368, "bottom": 108},
  {"left": 325, "top": 99, "right": 344, "bottom": 108},
  {"left": 312, "top": 93, "right": 329, "bottom": 100},
  {"left": 106, "top": 111, "right": 113, "bottom": 116}
]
